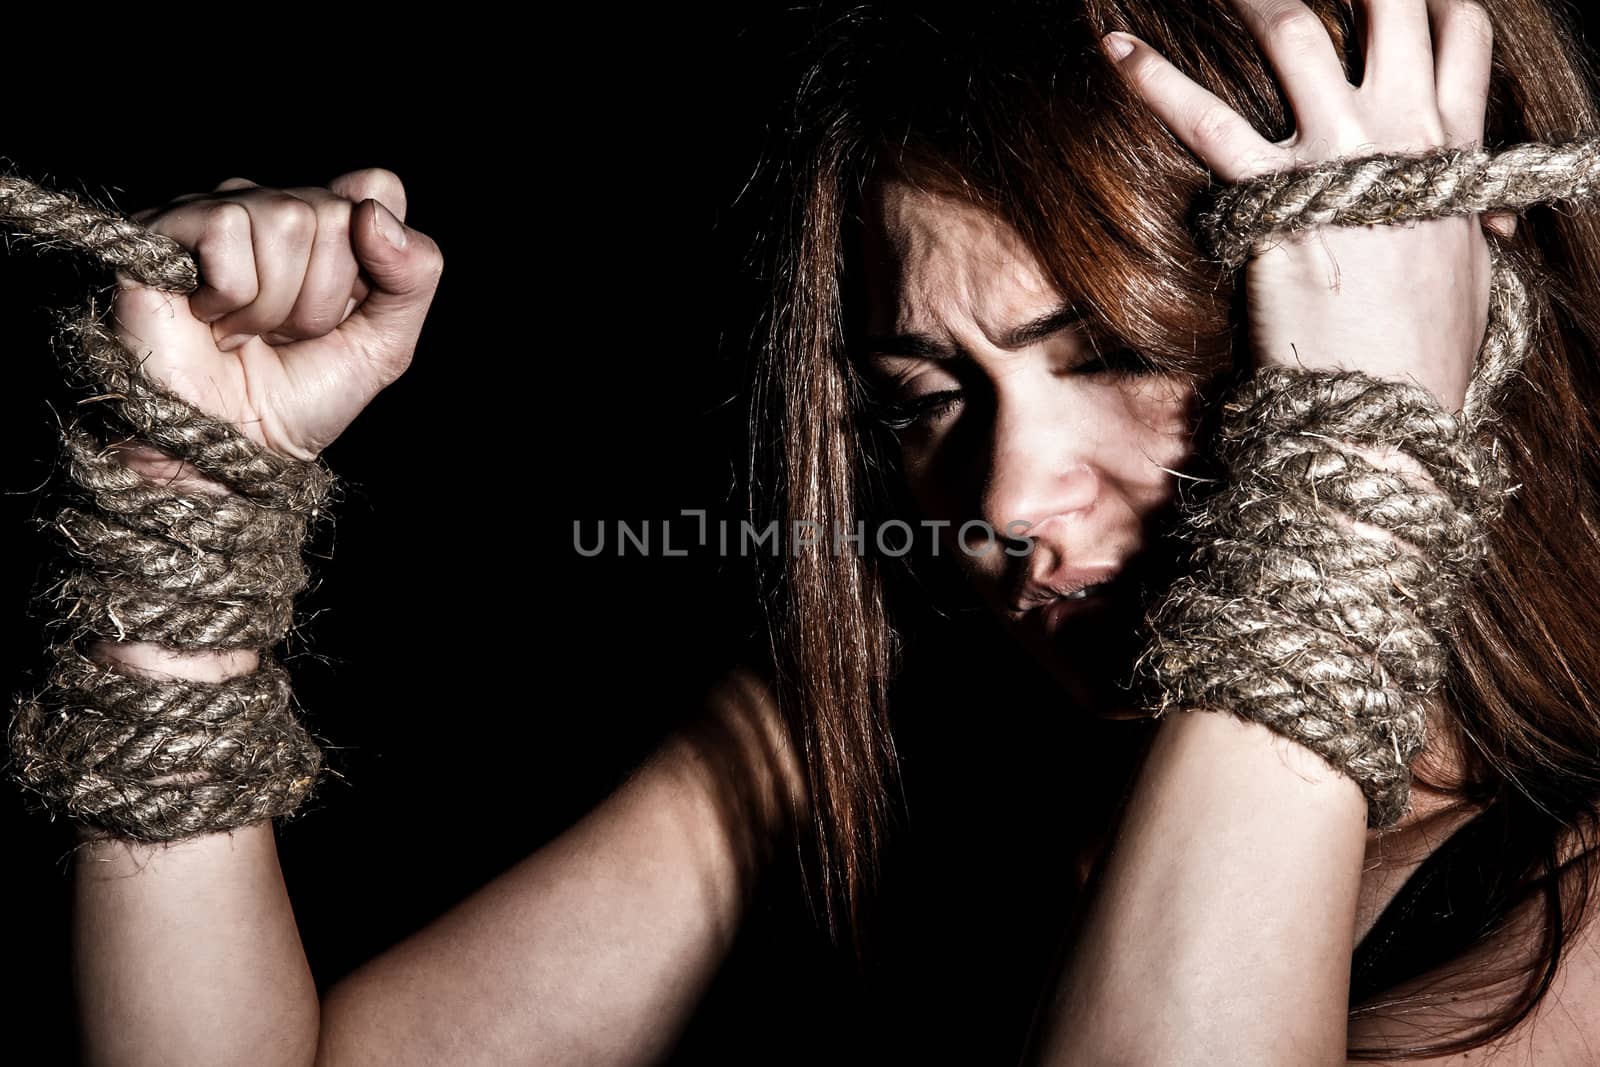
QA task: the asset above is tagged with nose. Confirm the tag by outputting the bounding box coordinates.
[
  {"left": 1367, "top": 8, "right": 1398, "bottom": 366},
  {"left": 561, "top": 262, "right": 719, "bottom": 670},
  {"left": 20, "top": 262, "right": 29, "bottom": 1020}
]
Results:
[{"left": 968, "top": 394, "right": 1104, "bottom": 555}]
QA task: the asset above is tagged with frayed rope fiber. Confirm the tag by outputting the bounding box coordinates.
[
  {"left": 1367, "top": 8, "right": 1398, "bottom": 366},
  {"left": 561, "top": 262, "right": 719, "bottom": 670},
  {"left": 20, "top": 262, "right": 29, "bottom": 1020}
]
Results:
[
  {"left": 1198, "top": 138, "right": 1600, "bottom": 271},
  {"left": 2, "top": 173, "right": 336, "bottom": 843},
  {"left": 1130, "top": 137, "right": 1600, "bottom": 829},
  {"left": 2, "top": 137, "right": 1595, "bottom": 839}
]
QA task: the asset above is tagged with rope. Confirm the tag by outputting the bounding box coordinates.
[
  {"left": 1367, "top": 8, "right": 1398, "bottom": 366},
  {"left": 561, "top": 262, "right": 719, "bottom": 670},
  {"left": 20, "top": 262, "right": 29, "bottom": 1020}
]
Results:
[
  {"left": 1132, "top": 138, "right": 1590, "bottom": 827},
  {"left": 3, "top": 175, "right": 333, "bottom": 843}
]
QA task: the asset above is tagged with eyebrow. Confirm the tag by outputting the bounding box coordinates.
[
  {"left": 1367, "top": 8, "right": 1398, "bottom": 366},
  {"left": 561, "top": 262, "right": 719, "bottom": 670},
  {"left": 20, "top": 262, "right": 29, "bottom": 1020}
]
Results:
[{"left": 862, "top": 300, "right": 1085, "bottom": 360}]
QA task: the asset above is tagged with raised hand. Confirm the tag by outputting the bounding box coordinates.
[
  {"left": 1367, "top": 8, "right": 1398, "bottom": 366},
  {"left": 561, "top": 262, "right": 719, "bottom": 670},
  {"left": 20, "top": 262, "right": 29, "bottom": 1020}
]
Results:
[
  {"left": 110, "top": 169, "right": 444, "bottom": 482},
  {"left": 1104, "top": 0, "right": 1511, "bottom": 415}
]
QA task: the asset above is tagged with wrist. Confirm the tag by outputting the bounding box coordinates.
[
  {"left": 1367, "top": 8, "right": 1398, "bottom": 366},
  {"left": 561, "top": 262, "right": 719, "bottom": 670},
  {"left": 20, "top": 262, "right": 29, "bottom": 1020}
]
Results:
[
  {"left": 110, "top": 439, "right": 234, "bottom": 496},
  {"left": 85, "top": 638, "right": 260, "bottom": 682}
]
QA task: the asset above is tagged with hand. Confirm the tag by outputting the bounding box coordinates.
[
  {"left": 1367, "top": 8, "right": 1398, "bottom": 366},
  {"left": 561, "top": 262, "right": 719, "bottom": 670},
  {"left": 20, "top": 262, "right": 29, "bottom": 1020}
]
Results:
[
  {"left": 109, "top": 169, "right": 444, "bottom": 484},
  {"left": 1103, "top": 0, "right": 1512, "bottom": 415}
]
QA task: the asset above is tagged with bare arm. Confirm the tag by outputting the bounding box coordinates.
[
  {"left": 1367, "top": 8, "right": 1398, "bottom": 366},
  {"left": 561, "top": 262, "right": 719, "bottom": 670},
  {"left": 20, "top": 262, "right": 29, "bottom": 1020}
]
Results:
[
  {"left": 73, "top": 619, "right": 800, "bottom": 1066},
  {"left": 1019, "top": 2, "right": 1517, "bottom": 1061},
  {"left": 1021, "top": 711, "right": 1368, "bottom": 1065},
  {"left": 313, "top": 665, "right": 801, "bottom": 1065},
  {"left": 62, "top": 170, "right": 805, "bottom": 1064}
]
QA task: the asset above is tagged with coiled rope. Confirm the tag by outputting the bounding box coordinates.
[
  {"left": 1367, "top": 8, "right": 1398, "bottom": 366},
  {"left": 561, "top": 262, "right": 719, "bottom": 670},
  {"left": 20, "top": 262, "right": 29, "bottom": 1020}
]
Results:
[
  {"left": 2, "top": 174, "right": 334, "bottom": 843},
  {"left": 1133, "top": 138, "right": 1600, "bottom": 828},
  {"left": 4, "top": 137, "right": 1598, "bottom": 837}
]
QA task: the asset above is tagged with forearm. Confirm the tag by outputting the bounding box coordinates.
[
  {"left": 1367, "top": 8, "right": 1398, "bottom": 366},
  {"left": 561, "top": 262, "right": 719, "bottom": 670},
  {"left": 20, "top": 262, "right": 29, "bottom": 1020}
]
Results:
[
  {"left": 315, "top": 690, "right": 798, "bottom": 1066},
  {"left": 1025, "top": 711, "right": 1368, "bottom": 1066},
  {"left": 71, "top": 451, "right": 320, "bottom": 1067},
  {"left": 71, "top": 657, "right": 793, "bottom": 1067},
  {"left": 74, "top": 820, "right": 319, "bottom": 1067},
  {"left": 69, "top": 442, "right": 797, "bottom": 1065}
]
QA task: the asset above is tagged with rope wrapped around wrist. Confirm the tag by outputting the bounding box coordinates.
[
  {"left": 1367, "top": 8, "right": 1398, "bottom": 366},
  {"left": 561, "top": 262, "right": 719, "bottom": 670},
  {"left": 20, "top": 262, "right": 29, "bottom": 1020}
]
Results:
[
  {"left": 2, "top": 175, "right": 336, "bottom": 843},
  {"left": 1130, "top": 137, "right": 1600, "bottom": 829}
]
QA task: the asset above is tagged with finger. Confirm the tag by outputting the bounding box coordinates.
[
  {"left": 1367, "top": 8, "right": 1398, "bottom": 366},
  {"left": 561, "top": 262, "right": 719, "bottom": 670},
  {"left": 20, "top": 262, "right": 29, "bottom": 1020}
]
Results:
[
  {"left": 1427, "top": 0, "right": 1494, "bottom": 145},
  {"left": 264, "top": 190, "right": 360, "bottom": 341},
  {"left": 253, "top": 185, "right": 374, "bottom": 342},
  {"left": 1229, "top": 0, "right": 1354, "bottom": 127},
  {"left": 137, "top": 200, "right": 260, "bottom": 325},
  {"left": 328, "top": 168, "right": 407, "bottom": 223},
  {"left": 132, "top": 191, "right": 216, "bottom": 226},
  {"left": 1358, "top": 0, "right": 1436, "bottom": 102},
  {"left": 1484, "top": 211, "right": 1517, "bottom": 239},
  {"left": 208, "top": 193, "right": 317, "bottom": 347},
  {"left": 317, "top": 198, "right": 443, "bottom": 385},
  {"left": 1103, "top": 32, "right": 1290, "bottom": 182},
  {"left": 213, "top": 176, "right": 259, "bottom": 193}
]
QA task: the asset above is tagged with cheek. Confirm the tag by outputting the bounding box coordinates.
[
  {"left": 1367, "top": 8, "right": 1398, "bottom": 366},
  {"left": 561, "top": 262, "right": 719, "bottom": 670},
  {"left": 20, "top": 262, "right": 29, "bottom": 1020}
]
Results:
[
  {"left": 1115, "top": 375, "right": 1200, "bottom": 487},
  {"left": 895, "top": 442, "right": 954, "bottom": 528}
]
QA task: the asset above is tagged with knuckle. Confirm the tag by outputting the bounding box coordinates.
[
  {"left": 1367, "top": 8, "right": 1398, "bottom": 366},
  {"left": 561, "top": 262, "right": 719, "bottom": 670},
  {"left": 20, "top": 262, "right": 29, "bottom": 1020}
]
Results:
[
  {"left": 1263, "top": 5, "right": 1322, "bottom": 49},
  {"left": 269, "top": 196, "right": 318, "bottom": 242},
  {"left": 420, "top": 239, "right": 445, "bottom": 283},
  {"left": 201, "top": 200, "right": 251, "bottom": 240},
  {"left": 359, "top": 166, "right": 404, "bottom": 195},
  {"left": 193, "top": 234, "right": 256, "bottom": 305},
  {"left": 1189, "top": 106, "right": 1236, "bottom": 151},
  {"left": 190, "top": 207, "right": 256, "bottom": 307},
  {"left": 403, "top": 230, "right": 446, "bottom": 286},
  {"left": 1454, "top": 0, "right": 1494, "bottom": 47},
  {"left": 341, "top": 167, "right": 407, "bottom": 213},
  {"left": 200, "top": 267, "right": 257, "bottom": 308},
  {"left": 1121, "top": 51, "right": 1163, "bottom": 94}
]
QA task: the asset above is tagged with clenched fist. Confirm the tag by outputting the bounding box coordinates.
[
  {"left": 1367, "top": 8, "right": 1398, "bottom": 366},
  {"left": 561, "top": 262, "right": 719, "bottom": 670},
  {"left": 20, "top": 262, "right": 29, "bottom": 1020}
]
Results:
[{"left": 111, "top": 168, "right": 443, "bottom": 486}]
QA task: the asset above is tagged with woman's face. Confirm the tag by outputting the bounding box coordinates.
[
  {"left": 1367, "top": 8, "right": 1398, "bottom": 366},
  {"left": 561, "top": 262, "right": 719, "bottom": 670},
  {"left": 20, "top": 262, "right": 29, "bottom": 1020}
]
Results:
[{"left": 858, "top": 175, "right": 1205, "bottom": 716}]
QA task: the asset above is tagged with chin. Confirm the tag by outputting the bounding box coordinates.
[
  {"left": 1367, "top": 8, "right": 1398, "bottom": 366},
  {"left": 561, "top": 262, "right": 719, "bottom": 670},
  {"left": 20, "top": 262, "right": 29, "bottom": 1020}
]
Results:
[
  {"left": 1012, "top": 597, "right": 1156, "bottom": 721},
  {"left": 1038, "top": 654, "right": 1152, "bottom": 721}
]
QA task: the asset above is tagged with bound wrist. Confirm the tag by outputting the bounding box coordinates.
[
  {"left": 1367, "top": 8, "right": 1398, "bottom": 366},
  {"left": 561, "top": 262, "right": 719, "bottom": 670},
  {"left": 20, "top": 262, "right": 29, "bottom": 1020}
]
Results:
[
  {"left": 110, "top": 439, "right": 234, "bottom": 496},
  {"left": 86, "top": 638, "right": 260, "bottom": 681}
]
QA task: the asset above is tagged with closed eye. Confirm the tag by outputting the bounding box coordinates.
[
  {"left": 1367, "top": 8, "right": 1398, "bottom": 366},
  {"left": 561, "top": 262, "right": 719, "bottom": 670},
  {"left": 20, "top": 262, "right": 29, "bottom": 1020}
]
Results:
[
  {"left": 1076, "top": 346, "right": 1153, "bottom": 378},
  {"left": 867, "top": 389, "right": 964, "bottom": 431},
  {"left": 864, "top": 347, "right": 1153, "bottom": 431}
]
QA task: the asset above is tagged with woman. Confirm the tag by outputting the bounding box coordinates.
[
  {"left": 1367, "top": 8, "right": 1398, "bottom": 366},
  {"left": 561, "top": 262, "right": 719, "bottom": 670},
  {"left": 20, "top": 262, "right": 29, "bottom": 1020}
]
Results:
[
  {"left": 38, "top": 0, "right": 1600, "bottom": 1063},
  {"left": 742, "top": 1, "right": 1600, "bottom": 1060}
]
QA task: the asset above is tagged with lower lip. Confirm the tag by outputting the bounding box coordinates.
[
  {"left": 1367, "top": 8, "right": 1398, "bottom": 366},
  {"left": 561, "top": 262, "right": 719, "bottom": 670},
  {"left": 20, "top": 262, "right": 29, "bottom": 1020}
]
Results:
[{"left": 1041, "top": 585, "right": 1115, "bottom": 635}]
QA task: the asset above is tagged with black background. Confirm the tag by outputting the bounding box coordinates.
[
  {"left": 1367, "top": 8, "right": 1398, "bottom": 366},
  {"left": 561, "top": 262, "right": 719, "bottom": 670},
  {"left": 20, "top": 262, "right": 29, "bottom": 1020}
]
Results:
[{"left": 6, "top": 7, "right": 1600, "bottom": 1065}]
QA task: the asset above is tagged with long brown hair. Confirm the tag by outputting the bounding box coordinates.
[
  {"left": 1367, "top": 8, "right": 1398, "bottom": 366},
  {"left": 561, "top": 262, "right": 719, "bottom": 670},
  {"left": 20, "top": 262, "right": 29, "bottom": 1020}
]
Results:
[{"left": 742, "top": 1, "right": 1600, "bottom": 1056}]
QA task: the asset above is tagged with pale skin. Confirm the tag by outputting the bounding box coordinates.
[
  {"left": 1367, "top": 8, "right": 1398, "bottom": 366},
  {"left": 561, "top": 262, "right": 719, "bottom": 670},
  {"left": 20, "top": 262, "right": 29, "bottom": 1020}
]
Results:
[
  {"left": 73, "top": 176, "right": 806, "bottom": 1066},
  {"left": 862, "top": 0, "right": 1599, "bottom": 1064},
  {"left": 62, "top": 3, "right": 1600, "bottom": 1067}
]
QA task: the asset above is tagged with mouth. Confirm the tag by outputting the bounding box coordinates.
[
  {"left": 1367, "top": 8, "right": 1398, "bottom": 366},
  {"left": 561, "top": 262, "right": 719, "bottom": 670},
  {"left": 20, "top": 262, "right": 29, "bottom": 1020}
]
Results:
[
  {"left": 1038, "top": 578, "right": 1121, "bottom": 638},
  {"left": 1005, "top": 525, "right": 1191, "bottom": 714}
]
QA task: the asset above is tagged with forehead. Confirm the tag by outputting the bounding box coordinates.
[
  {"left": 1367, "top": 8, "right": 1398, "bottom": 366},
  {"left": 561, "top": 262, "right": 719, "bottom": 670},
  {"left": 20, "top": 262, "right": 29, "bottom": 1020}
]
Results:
[{"left": 859, "top": 175, "right": 1061, "bottom": 331}]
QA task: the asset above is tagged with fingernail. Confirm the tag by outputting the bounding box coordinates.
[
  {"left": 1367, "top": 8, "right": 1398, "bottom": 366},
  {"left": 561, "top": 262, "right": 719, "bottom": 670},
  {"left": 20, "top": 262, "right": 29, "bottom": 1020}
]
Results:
[
  {"left": 1103, "top": 32, "right": 1136, "bottom": 61},
  {"left": 217, "top": 333, "right": 252, "bottom": 351},
  {"left": 373, "top": 201, "right": 408, "bottom": 250}
]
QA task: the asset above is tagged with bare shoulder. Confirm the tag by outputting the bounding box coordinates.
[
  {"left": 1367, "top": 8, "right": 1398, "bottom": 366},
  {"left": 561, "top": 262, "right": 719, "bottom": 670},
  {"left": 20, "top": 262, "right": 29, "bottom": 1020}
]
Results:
[
  {"left": 697, "top": 662, "right": 793, "bottom": 779},
  {"left": 672, "top": 661, "right": 808, "bottom": 828},
  {"left": 1347, "top": 829, "right": 1600, "bottom": 1065}
]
